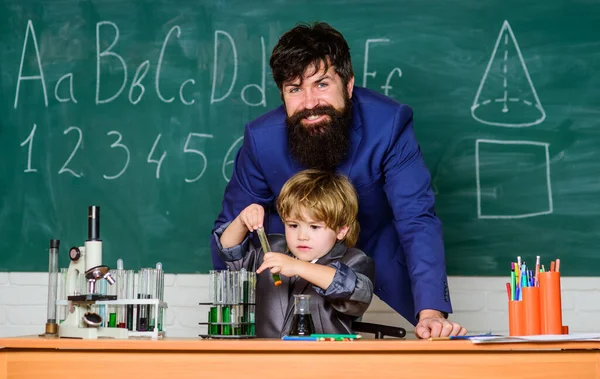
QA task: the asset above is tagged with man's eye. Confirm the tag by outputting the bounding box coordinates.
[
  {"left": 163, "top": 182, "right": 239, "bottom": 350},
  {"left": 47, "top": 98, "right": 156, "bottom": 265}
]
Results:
[
  {"left": 317, "top": 82, "right": 328, "bottom": 88},
  {"left": 288, "top": 87, "right": 300, "bottom": 93}
]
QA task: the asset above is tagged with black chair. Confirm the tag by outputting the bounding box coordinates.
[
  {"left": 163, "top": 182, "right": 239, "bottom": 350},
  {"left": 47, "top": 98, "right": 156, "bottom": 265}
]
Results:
[{"left": 352, "top": 321, "right": 406, "bottom": 339}]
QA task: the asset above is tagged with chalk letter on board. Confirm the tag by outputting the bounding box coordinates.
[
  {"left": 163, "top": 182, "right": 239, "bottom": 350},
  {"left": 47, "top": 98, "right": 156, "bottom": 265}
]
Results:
[
  {"left": 381, "top": 68, "right": 402, "bottom": 97},
  {"left": 147, "top": 133, "right": 167, "bottom": 179},
  {"left": 180, "top": 79, "right": 196, "bottom": 105},
  {"left": 211, "top": 30, "right": 238, "bottom": 104},
  {"left": 156, "top": 25, "right": 181, "bottom": 103},
  {"left": 129, "top": 60, "right": 150, "bottom": 105},
  {"left": 104, "top": 131, "right": 130, "bottom": 180},
  {"left": 96, "top": 21, "right": 128, "bottom": 104},
  {"left": 55, "top": 73, "right": 78, "bottom": 103},
  {"left": 183, "top": 133, "right": 214, "bottom": 183},
  {"left": 14, "top": 20, "right": 48, "bottom": 109},
  {"left": 362, "top": 39, "right": 389, "bottom": 88},
  {"left": 240, "top": 37, "right": 266, "bottom": 107},
  {"left": 222, "top": 136, "right": 244, "bottom": 183},
  {"left": 58, "top": 126, "right": 83, "bottom": 178},
  {"left": 19, "top": 123, "right": 38, "bottom": 173}
]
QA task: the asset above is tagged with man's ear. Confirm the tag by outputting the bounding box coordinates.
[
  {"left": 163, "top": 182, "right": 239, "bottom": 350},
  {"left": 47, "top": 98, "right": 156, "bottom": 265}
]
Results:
[
  {"left": 336, "top": 225, "right": 349, "bottom": 240},
  {"left": 346, "top": 76, "right": 355, "bottom": 98}
]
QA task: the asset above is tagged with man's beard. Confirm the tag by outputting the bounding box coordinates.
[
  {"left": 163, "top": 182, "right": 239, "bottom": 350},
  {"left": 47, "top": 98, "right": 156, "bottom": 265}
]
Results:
[{"left": 286, "top": 97, "right": 352, "bottom": 172}]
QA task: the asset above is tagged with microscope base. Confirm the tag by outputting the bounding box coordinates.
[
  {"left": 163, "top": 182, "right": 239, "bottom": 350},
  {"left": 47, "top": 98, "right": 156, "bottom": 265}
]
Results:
[{"left": 58, "top": 325, "right": 129, "bottom": 340}]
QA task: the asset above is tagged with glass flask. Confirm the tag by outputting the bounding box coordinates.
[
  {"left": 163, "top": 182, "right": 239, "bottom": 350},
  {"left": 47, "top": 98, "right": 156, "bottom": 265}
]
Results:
[{"left": 289, "top": 294, "right": 315, "bottom": 336}]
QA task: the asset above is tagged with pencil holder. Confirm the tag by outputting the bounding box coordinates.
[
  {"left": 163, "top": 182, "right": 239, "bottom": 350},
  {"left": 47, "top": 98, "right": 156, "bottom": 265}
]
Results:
[
  {"left": 200, "top": 269, "right": 256, "bottom": 339},
  {"left": 539, "top": 271, "right": 562, "bottom": 334},
  {"left": 508, "top": 300, "right": 525, "bottom": 336},
  {"left": 522, "top": 287, "right": 541, "bottom": 335}
]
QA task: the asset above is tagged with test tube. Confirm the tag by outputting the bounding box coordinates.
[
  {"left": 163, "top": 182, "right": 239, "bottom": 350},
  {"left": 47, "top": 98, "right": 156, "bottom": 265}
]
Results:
[
  {"left": 208, "top": 270, "right": 217, "bottom": 304},
  {"left": 257, "top": 227, "right": 282, "bottom": 286},
  {"left": 126, "top": 270, "right": 135, "bottom": 330},
  {"left": 229, "top": 271, "right": 241, "bottom": 335},
  {"left": 240, "top": 269, "right": 248, "bottom": 335},
  {"left": 248, "top": 271, "right": 256, "bottom": 336},
  {"left": 45, "top": 240, "right": 60, "bottom": 335},
  {"left": 96, "top": 278, "right": 107, "bottom": 327},
  {"left": 148, "top": 268, "right": 157, "bottom": 331},
  {"left": 208, "top": 270, "right": 218, "bottom": 336},
  {"left": 57, "top": 268, "right": 68, "bottom": 323},
  {"left": 108, "top": 275, "right": 117, "bottom": 327},
  {"left": 218, "top": 270, "right": 225, "bottom": 304},
  {"left": 137, "top": 268, "right": 149, "bottom": 331},
  {"left": 115, "top": 259, "right": 127, "bottom": 328},
  {"left": 155, "top": 262, "right": 164, "bottom": 331},
  {"left": 217, "top": 270, "right": 226, "bottom": 335},
  {"left": 221, "top": 270, "right": 231, "bottom": 335}
]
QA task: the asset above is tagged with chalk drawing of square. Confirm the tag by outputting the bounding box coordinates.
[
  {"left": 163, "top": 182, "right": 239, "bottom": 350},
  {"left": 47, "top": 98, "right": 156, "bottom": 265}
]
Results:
[{"left": 476, "top": 139, "right": 552, "bottom": 219}]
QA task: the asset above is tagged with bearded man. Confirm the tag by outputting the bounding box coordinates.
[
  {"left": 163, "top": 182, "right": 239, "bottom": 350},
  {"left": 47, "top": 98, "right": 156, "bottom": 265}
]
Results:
[{"left": 211, "top": 22, "right": 466, "bottom": 339}]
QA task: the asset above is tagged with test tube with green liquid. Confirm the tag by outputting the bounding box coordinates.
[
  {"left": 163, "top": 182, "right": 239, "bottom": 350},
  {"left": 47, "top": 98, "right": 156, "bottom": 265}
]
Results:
[
  {"left": 221, "top": 271, "right": 231, "bottom": 335},
  {"left": 256, "top": 227, "right": 282, "bottom": 286},
  {"left": 240, "top": 268, "right": 248, "bottom": 335},
  {"left": 107, "top": 277, "right": 117, "bottom": 327},
  {"left": 248, "top": 271, "right": 256, "bottom": 336}
]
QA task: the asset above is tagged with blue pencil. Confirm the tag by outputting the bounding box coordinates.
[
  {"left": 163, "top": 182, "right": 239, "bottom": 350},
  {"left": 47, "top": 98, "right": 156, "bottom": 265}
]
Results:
[{"left": 282, "top": 336, "right": 319, "bottom": 341}]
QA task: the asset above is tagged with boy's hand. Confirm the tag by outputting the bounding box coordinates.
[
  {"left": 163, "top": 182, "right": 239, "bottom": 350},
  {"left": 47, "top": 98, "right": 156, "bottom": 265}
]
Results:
[
  {"left": 236, "top": 204, "right": 265, "bottom": 232},
  {"left": 257, "top": 253, "right": 303, "bottom": 277}
]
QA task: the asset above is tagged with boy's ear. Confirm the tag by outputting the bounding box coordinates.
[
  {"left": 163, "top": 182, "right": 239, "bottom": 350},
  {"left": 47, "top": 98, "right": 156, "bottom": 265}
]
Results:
[{"left": 336, "top": 226, "right": 349, "bottom": 240}]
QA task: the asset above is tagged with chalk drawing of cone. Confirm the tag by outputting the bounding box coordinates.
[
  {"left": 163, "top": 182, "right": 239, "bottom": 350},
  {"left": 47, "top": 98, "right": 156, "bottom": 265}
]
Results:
[{"left": 471, "top": 20, "right": 546, "bottom": 128}]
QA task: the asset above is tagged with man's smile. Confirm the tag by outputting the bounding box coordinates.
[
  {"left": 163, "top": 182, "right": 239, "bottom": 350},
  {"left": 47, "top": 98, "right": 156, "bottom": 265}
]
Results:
[{"left": 302, "top": 114, "right": 328, "bottom": 124}]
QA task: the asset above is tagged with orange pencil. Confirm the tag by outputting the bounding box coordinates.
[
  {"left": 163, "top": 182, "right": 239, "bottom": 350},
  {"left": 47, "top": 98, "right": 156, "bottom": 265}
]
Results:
[{"left": 550, "top": 261, "right": 555, "bottom": 272}]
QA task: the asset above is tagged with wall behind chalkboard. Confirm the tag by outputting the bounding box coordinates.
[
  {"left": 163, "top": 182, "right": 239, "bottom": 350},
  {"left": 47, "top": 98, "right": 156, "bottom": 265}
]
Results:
[{"left": 1, "top": 0, "right": 599, "bottom": 275}]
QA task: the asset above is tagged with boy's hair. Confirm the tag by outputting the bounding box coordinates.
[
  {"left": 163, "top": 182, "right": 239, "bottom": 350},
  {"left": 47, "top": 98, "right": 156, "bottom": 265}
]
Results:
[
  {"left": 269, "top": 22, "right": 354, "bottom": 91},
  {"left": 276, "top": 169, "right": 359, "bottom": 247}
]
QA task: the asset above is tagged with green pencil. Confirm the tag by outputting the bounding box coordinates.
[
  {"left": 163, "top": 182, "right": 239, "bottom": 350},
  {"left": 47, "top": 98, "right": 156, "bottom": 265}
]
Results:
[{"left": 310, "top": 334, "right": 362, "bottom": 339}]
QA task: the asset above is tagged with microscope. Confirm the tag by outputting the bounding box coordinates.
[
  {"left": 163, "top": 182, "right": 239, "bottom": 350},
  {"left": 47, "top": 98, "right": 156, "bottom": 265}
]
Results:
[{"left": 58, "top": 206, "right": 128, "bottom": 339}]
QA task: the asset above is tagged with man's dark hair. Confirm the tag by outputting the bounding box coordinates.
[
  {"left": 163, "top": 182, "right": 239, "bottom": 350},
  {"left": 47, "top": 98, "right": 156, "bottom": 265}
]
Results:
[{"left": 270, "top": 22, "right": 354, "bottom": 90}]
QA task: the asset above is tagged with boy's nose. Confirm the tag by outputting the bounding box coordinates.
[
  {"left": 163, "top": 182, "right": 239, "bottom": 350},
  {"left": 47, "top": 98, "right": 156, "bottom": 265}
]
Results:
[{"left": 297, "top": 228, "right": 309, "bottom": 240}]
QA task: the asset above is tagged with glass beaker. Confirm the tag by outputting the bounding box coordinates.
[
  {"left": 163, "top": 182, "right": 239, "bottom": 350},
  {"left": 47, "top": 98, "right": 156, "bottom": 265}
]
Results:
[{"left": 289, "top": 294, "right": 315, "bottom": 336}]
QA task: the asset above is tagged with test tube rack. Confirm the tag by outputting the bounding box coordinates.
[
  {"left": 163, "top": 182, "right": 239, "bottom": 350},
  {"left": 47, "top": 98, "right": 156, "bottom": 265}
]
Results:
[
  {"left": 198, "top": 269, "right": 257, "bottom": 339},
  {"left": 57, "top": 298, "right": 168, "bottom": 340},
  {"left": 197, "top": 301, "right": 256, "bottom": 339}
]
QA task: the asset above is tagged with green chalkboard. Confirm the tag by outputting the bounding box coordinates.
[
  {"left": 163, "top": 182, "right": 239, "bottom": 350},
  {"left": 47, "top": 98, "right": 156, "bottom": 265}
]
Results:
[{"left": 1, "top": 0, "right": 599, "bottom": 275}]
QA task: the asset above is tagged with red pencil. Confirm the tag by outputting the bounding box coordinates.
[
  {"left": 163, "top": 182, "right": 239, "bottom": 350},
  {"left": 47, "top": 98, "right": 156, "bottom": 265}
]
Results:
[{"left": 505, "top": 282, "right": 511, "bottom": 301}]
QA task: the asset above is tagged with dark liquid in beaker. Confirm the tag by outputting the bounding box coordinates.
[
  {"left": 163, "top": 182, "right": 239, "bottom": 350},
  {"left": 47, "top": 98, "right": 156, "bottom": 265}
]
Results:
[{"left": 289, "top": 314, "right": 315, "bottom": 336}]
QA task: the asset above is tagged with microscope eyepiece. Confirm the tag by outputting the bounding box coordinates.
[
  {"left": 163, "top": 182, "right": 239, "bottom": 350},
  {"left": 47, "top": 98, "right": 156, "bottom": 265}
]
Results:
[{"left": 88, "top": 206, "right": 100, "bottom": 241}]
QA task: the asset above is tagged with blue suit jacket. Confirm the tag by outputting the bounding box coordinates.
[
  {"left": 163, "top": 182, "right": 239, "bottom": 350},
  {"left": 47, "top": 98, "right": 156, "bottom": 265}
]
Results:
[{"left": 212, "top": 86, "right": 452, "bottom": 325}]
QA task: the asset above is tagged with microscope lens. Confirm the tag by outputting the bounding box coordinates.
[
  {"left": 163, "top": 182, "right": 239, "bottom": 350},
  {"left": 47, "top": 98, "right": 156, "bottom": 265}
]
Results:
[{"left": 88, "top": 206, "right": 100, "bottom": 241}]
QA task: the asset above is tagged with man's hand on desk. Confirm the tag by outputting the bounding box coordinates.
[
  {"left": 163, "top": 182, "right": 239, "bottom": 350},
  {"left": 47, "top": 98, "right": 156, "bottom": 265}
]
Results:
[{"left": 415, "top": 309, "right": 467, "bottom": 339}]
